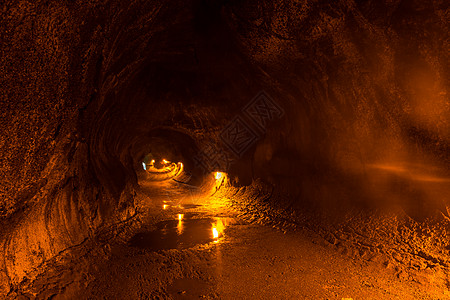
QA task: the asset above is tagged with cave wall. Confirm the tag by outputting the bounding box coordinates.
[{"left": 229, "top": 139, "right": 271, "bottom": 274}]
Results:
[
  {"left": 0, "top": 0, "right": 448, "bottom": 293},
  {"left": 227, "top": 0, "right": 449, "bottom": 218}
]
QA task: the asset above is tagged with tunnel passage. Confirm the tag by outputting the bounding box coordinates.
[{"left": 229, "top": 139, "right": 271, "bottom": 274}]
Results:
[{"left": 1, "top": 0, "right": 449, "bottom": 297}]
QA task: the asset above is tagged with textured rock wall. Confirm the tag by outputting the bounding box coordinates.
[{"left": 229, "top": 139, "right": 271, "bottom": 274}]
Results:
[
  {"left": 226, "top": 0, "right": 449, "bottom": 218},
  {"left": 0, "top": 0, "right": 448, "bottom": 294}
]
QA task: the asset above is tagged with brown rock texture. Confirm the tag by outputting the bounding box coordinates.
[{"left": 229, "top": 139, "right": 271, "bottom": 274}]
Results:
[{"left": 0, "top": 0, "right": 448, "bottom": 296}]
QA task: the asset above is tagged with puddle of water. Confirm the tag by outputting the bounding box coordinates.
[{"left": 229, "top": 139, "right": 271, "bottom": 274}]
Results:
[
  {"left": 161, "top": 203, "right": 203, "bottom": 211},
  {"left": 180, "top": 203, "right": 203, "bottom": 209},
  {"left": 128, "top": 217, "right": 235, "bottom": 250}
]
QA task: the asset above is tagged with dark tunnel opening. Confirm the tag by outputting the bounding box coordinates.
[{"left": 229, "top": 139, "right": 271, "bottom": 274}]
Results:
[{"left": 1, "top": 0, "right": 449, "bottom": 298}]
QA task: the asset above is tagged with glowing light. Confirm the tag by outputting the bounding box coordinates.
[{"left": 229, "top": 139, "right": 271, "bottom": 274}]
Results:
[
  {"left": 162, "top": 159, "right": 169, "bottom": 164},
  {"left": 175, "top": 162, "right": 184, "bottom": 177},
  {"left": 215, "top": 172, "right": 223, "bottom": 180},
  {"left": 216, "top": 219, "right": 225, "bottom": 233},
  {"left": 150, "top": 159, "right": 155, "bottom": 165},
  {"left": 142, "top": 162, "right": 146, "bottom": 170},
  {"left": 368, "top": 163, "right": 450, "bottom": 182},
  {"left": 212, "top": 219, "right": 226, "bottom": 240},
  {"left": 177, "top": 214, "right": 184, "bottom": 235},
  {"left": 163, "top": 204, "right": 168, "bottom": 210},
  {"left": 212, "top": 227, "right": 219, "bottom": 239}
]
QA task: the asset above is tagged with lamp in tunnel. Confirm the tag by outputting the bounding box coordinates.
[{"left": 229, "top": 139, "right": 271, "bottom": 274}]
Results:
[
  {"left": 212, "top": 218, "right": 226, "bottom": 240},
  {"left": 142, "top": 162, "right": 146, "bottom": 170},
  {"left": 212, "top": 227, "right": 219, "bottom": 239}
]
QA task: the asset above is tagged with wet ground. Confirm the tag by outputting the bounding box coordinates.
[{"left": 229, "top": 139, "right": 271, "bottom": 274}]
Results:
[
  {"left": 15, "top": 177, "right": 449, "bottom": 299},
  {"left": 64, "top": 178, "right": 448, "bottom": 299},
  {"left": 128, "top": 217, "right": 236, "bottom": 251},
  {"left": 73, "top": 223, "right": 443, "bottom": 299}
]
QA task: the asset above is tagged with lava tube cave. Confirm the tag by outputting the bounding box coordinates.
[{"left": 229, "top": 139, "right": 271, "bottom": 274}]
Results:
[{"left": 0, "top": 0, "right": 449, "bottom": 299}]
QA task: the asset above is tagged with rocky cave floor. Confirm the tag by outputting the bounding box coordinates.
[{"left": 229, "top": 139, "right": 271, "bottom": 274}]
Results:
[{"left": 9, "top": 177, "right": 450, "bottom": 300}]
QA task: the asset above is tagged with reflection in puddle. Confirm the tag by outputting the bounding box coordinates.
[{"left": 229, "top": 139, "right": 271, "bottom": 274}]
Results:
[
  {"left": 180, "top": 203, "right": 203, "bottom": 209},
  {"left": 177, "top": 214, "right": 184, "bottom": 235},
  {"left": 161, "top": 203, "right": 203, "bottom": 210},
  {"left": 129, "top": 217, "right": 234, "bottom": 250}
]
